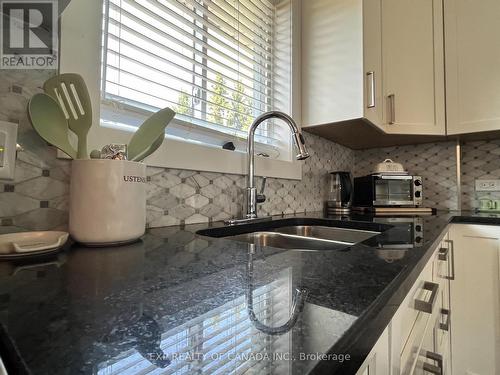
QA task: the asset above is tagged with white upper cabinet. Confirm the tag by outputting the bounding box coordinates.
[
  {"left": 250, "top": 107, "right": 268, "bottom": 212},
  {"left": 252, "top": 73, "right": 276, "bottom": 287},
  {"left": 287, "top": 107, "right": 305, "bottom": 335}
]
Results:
[
  {"left": 381, "top": 0, "right": 446, "bottom": 135},
  {"left": 301, "top": 0, "right": 383, "bottom": 129},
  {"left": 301, "top": 0, "right": 500, "bottom": 140},
  {"left": 445, "top": 0, "right": 500, "bottom": 135},
  {"left": 301, "top": 0, "right": 446, "bottom": 137}
]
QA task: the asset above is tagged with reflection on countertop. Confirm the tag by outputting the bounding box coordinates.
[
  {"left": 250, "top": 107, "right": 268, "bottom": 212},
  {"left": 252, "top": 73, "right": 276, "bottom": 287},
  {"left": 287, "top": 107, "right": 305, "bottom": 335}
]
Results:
[{"left": 0, "top": 211, "right": 492, "bottom": 374}]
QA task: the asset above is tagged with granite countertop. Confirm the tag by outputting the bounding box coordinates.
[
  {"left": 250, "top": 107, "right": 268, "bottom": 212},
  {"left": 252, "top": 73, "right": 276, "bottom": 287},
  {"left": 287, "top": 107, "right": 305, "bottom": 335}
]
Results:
[{"left": 0, "top": 211, "right": 499, "bottom": 375}]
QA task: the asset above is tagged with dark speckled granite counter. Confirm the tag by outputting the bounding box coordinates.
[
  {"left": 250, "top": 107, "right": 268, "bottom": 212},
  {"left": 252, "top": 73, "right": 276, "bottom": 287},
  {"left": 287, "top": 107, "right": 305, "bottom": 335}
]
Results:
[{"left": 0, "top": 211, "right": 499, "bottom": 375}]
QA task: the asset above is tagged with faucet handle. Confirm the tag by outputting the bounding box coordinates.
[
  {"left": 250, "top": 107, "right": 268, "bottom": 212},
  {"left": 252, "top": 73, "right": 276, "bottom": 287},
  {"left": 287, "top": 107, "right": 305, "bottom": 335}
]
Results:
[{"left": 257, "top": 177, "right": 267, "bottom": 203}]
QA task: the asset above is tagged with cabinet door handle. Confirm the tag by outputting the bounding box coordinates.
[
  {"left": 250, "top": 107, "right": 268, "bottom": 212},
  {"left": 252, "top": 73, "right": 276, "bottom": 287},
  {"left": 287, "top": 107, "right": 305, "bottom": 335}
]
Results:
[
  {"left": 414, "top": 281, "right": 439, "bottom": 313},
  {"left": 421, "top": 351, "right": 443, "bottom": 375},
  {"left": 443, "top": 239, "right": 455, "bottom": 280},
  {"left": 366, "top": 71, "right": 375, "bottom": 108},
  {"left": 388, "top": 93, "right": 395, "bottom": 124},
  {"left": 439, "top": 308, "right": 451, "bottom": 331},
  {"left": 438, "top": 247, "right": 449, "bottom": 261}
]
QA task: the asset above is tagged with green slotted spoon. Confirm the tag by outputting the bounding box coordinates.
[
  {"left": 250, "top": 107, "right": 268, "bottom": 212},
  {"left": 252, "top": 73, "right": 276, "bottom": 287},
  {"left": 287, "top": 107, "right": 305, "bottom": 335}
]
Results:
[
  {"left": 128, "top": 107, "right": 175, "bottom": 161},
  {"left": 28, "top": 93, "right": 77, "bottom": 159},
  {"left": 43, "top": 73, "right": 92, "bottom": 159}
]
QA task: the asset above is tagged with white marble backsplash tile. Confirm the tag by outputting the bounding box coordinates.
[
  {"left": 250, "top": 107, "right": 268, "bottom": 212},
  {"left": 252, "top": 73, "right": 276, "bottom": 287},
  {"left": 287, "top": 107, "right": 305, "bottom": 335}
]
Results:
[
  {"left": 460, "top": 139, "right": 500, "bottom": 210},
  {"left": 145, "top": 133, "right": 354, "bottom": 227},
  {"left": 354, "top": 142, "right": 458, "bottom": 211},
  {"left": 3, "top": 69, "right": 500, "bottom": 231},
  {"left": 0, "top": 70, "right": 355, "bottom": 230}
]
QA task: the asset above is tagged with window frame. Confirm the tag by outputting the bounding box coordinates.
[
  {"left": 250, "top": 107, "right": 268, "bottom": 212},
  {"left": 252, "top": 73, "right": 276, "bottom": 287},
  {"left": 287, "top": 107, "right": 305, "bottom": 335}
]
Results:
[{"left": 59, "top": 0, "right": 303, "bottom": 180}]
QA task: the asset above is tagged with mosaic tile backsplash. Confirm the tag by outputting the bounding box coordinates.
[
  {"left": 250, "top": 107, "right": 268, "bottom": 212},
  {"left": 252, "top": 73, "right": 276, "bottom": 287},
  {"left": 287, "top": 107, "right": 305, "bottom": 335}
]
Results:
[
  {"left": 0, "top": 70, "right": 71, "bottom": 234},
  {"left": 354, "top": 142, "right": 459, "bottom": 211},
  {"left": 145, "top": 134, "right": 354, "bottom": 227},
  {"left": 3, "top": 69, "right": 500, "bottom": 231},
  {"left": 460, "top": 139, "right": 500, "bottom": 210},
  {"left": 354, "top": 139, "right": 500, "bottom": 211},
  {"left": 0, "top": 70, "right": 355, "bottom": 231}
]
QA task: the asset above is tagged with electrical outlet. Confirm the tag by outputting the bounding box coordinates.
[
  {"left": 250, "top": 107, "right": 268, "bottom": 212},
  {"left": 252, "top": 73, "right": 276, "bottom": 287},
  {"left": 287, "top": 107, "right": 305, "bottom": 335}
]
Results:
[{"left": 475, "top": 179, "right": 500, "bottom": 191}]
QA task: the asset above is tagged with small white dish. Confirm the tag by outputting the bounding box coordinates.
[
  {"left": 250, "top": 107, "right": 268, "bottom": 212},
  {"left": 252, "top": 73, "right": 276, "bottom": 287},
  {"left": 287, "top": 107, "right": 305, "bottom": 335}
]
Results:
[{"left": 0, "top": 231, "right": 69, "bottom": 259}]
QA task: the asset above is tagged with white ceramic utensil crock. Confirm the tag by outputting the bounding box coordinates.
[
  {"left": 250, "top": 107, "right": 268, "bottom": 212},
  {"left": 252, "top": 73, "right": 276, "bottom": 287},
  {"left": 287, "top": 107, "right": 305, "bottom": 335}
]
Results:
[{"left": 69, "top": 159, "right": 146, "bottom": 246}]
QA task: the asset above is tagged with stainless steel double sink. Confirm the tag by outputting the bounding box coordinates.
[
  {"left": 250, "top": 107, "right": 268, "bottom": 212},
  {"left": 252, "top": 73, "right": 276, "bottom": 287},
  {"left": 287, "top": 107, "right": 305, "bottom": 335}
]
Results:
[{"left": 197, "top": 221, "right": 382, "bottom": 251}]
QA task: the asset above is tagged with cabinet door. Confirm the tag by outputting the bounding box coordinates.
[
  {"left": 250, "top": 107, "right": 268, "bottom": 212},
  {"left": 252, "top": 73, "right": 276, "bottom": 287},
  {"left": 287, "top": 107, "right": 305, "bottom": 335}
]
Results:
[
  {"left": 381, "top": 0, "right": 445, "bottom": 135},
  {"left": 301, "top": 0, "right": 364, "bottom": 127},
  {"left": 356, "top": 326, "right": 390, "bottom": 375},
  {"left": 445, "top": 0, "right": 500, "bottom": 134},
  {"left": 362, "top": 0, "right": 383, "bottom": 128},
  {"left": 449, "top": 224, "right": 500, "bottom": 375}
]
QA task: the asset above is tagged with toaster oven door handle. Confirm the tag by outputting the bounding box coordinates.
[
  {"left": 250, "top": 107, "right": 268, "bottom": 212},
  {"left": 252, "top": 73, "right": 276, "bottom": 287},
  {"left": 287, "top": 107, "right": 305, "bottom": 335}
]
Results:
[
  {"left": 373, "top": 200, "right": 419, "bottom": 206},
  {"left": 377, "top": 175, "right": 413, "bottom": 180}
]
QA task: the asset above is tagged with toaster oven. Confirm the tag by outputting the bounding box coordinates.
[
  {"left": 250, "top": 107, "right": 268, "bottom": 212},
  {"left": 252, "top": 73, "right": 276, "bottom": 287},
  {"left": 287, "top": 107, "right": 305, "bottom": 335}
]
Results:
[{"left": 353, "top": 174, "right": 423, "bottom": 207}]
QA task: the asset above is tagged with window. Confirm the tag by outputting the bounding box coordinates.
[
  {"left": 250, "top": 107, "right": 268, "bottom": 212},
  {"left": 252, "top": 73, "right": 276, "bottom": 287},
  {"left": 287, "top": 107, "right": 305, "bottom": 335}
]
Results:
[{"left": 100, "top": 0, "right": 293, "bottom": 160}]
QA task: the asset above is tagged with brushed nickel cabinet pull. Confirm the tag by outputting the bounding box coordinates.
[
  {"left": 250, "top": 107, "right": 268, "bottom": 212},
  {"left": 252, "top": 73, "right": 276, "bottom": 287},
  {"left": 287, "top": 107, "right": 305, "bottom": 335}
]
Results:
[
  {"left": 444, "top": 239, "right": 456, "bottom": 280},
  {"left": 423, "top": 362, "right": 441, "bottom": 375},
  {"left": 422, "top": 351, "right": 443, "bottom": 375},
  {"left": 388, "top": 93, "right": 395, "bottom": 124},
  {"left": 414, "top": 281, "right": 439, "bottom": 313},
  {"left": 438, "top": 246, "right": 449, "bottom": 261},
  {"left": 439, "top": 308, "right": 451, "bottom": 331},
  {"left": 366, "top": 71, "right": 375, "bottom": 108}
]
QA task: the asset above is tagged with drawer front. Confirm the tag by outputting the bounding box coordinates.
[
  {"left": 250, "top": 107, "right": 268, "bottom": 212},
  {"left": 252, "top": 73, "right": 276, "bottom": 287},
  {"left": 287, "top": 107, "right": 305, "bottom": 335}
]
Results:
[
  {"left": 413, "top": 350, "right": 444, "bottom": 375},
  {"left": 400, "top": 306, "right": 433, "bottom": 374},
  {"left": 399, "top": 262, "right": 441, "bottom": 374},
  {"left": 413, "top": 311, "right": 450, "bottom": 375},
  {"left": 411, "top": 270, "right": 451, "bottom": 375},
  {"left": 413, "top": 314, "right": 437, "bottom": 375},
  {"left": 398, "top": 260, "right": 435, "bottom": 347}
]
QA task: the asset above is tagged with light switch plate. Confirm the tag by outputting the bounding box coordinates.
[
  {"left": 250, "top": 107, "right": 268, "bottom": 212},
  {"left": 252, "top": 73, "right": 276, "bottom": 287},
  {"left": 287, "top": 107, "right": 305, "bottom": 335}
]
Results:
[
  {"left": 475, "top": 179, "right": 500, "bottom": 191},
  {"left": 0, "top": 121, "right": 18, "bottom": 180}
]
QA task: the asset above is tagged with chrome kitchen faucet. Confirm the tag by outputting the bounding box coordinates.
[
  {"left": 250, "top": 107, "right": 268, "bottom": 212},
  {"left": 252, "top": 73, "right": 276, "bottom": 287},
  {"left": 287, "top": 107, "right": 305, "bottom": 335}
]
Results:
[{"left": 226, "top": 111, "right": 310, "bottom": 225}]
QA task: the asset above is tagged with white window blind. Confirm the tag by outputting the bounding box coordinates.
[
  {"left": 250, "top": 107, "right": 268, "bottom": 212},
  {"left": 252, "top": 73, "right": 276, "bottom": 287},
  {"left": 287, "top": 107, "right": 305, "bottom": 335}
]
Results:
[{"left": 100, "top": 0, "right": 293, "bottom": 157}]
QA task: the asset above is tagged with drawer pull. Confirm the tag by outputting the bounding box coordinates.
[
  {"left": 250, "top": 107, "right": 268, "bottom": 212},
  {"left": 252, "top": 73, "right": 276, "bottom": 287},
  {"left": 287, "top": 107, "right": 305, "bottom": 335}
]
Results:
[
  {"left": 439, "top": 308, "right": 451, "bottom": 331},
  {"left": 422, "top": 351, "right": 443, "bottom": 375},
  {"left": 438, "top": 247, "right": 448, "bottom": 261},
  {"left": 423, "top": 362, "right": 441, "bottom": 375},
  {"left": 388, "top": 93, "right": 396, "bottom": 124},
  {"left": 414, "top": 281, "right": 439, "bottom": 313},
  {"left": 366, "top": 71, "right": 375, "bottom": 108},
  {"left": 443, "top": 239, "right": 455, "bottom": 280}
]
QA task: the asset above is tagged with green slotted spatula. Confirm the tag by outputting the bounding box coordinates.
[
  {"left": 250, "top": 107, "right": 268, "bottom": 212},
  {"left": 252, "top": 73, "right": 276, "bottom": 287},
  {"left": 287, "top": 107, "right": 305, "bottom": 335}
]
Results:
[{"left": 43, "top": 73, "right": 92, "bottom": 159}]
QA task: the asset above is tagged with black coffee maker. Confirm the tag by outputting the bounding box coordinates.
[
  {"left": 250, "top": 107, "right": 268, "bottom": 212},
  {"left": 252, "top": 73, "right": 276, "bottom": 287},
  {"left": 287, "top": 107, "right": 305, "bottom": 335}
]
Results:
[{"left": 326, "top": 171, "right": 353, "bottom": 214}]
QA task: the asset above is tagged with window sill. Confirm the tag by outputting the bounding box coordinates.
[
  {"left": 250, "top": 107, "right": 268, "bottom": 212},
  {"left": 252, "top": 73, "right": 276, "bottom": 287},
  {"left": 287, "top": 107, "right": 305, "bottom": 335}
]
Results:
[{"left": 86, "top": 124, "right": 303, "bottom": 180}]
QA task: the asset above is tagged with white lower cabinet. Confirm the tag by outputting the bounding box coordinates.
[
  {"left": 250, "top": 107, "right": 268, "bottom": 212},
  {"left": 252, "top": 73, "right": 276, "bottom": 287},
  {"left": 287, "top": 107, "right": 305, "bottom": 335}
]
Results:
[
  {"left": 393, "top": 232, "right": 453, "bottom": 375},
  {"left": 448, "top": 224, "right": 500, "bottom": 375},
  {"left": 357, "top": 231, "right": 452, "bottom": 375},
  {"left": 358, "top": 223, "right": 500, "bottom": 375}
]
